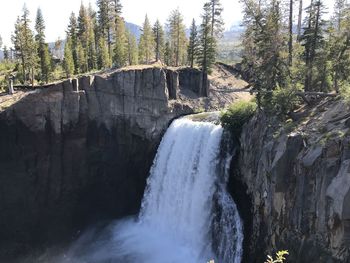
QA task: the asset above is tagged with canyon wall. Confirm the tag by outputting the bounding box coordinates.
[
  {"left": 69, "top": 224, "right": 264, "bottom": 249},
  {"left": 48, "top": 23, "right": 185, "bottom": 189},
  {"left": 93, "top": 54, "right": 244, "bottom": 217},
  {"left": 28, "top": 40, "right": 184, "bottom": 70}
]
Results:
[
  {"left": 0, "top": 67, "right": 200, "bottom": 258},
  {"left": 234, "top": 99, "right": 350, "bottom": 262}
]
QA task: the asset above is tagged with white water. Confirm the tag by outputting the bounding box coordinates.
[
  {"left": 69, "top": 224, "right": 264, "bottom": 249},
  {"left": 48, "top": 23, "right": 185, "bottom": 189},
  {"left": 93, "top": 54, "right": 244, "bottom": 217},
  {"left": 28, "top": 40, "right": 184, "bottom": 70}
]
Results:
[{"left": 60, "top": 118, "right": 243, "bottom": 263}]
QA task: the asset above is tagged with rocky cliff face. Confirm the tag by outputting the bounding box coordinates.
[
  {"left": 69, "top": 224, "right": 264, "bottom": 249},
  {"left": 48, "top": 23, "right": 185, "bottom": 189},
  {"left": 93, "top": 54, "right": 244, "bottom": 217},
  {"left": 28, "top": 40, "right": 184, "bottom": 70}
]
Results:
[
  {"left": 233, "top": 99, "right": 350, "bottom": 262},
  {"left": 0, "top": 67, "right": 203, "bottom": 258}
]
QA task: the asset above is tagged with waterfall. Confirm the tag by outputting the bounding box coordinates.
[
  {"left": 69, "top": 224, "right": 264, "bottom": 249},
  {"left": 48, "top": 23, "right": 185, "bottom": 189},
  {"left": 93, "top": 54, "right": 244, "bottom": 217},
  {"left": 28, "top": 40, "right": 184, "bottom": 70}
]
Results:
[{"left": 60, "top": 117, "right": 243, "bottom": 263}]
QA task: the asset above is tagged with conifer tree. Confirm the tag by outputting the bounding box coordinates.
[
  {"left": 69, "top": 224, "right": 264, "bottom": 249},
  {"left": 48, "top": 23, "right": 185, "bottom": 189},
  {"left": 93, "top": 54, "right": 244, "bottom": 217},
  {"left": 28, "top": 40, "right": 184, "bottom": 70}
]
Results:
[
  {"left": 126, "top": 29, "right": 138, "bottom": 65},
  {"left": 0, "top": 35, "right": 2, "bottom": 50},
  {"left": 139, "top": 15, "right": 154, "bottom": 64},
  {"left": 67, "top": 12, "right": 79, "bottom": 73},
  {"left": 197, "top": 4, "right": 216, "bottom": 74},
  {"left": 3, "top": 46, "right": 9, "bottom": 60},
  {"left": 153, "top": 19, "right": 165, "bottom": 61},
  {"left": 167, "top": 9, "right": 187, "bottom": 66},
  {"left": 188, "top": 19, "right": 199, "bottom": 68},
  {"left": 301, "top": 0, "right": 326, "bottom": 91},
  {"left": 63, "top": 37, "right": 75, "bottom": 77},
  {"left": 207, "top": 0, "right": 224, "bottom": 38},
  {"left": 12, "top": 5, "right": 38, "bottom": 84},
  {"left": 35, "top": 8, "right": 52, "bottom": 83},
  {"left": 328, "top": 0, "right": 350, "bottom": 92},
  {"left": 164, "top": 41, "right": 171, "bottom": 65},
  {"left": 97, "top": 36, "right": 111, "bottom": 69},
  {"left": 113, "top": 17, "right": 128, "bottom": 67}
]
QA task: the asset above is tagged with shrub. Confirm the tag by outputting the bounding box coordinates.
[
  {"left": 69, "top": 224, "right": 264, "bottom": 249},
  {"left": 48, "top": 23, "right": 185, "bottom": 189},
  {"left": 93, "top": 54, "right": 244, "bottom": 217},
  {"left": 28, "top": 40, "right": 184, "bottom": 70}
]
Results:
[
  {"left": 220, "top": 100, "right": 257, "bottom": 137},
  {"left": 260, "top": 84, "right": 302, "bottom": 116},
  {"left": 265, "top": 250, "right": 289, "bottom": 263},
  {"left": 340, "top": 85, "right": 350, "bottom": 104}
]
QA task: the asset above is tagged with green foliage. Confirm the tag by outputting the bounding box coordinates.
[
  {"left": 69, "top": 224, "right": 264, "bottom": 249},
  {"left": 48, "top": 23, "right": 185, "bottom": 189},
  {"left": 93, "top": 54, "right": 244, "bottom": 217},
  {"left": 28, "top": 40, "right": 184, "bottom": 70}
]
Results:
[
  {"left": 98, "top": 36, "right": 111, "bottom": 69},
  {"left": 113, "top": 17, "right": 128, "bottom": 67},
  {"left": 265, "top": 250, "right": 289, "bottom": 263},
  {"left": 153, "top": 19, "right": 165, "bottom": 61},
  {"left": 12, "top": 4, "right": 39, "bottom": 84},
  {"left": 188, "top": 19, "right": 199, "bottom": 68},
  {"left": 266, "top": 85, "right": 302, "bottom": 115},
  {"left": 220, "top": 100, "right": 257, "bottom": 136},
  {"left": 126, "top": 30, "right": 138, "bottom": 65},
  {"left": 340, "top": 85, "right": 350, "bottom": 104},
  {"left": 139, "top": 15, "right": 154, "bottom": 64},
  {"left": 167, "top": 8, "right": 188, "bottom": 66},
  {"left": 63, "top": 37, "right": 75, "bottom": 77}
]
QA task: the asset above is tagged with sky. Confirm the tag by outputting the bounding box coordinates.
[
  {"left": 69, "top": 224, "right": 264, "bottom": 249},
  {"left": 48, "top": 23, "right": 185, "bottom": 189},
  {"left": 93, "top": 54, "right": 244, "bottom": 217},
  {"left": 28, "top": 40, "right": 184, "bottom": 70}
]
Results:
[{"left": 0, "top": 0, "right": 334, "bottom": 47}]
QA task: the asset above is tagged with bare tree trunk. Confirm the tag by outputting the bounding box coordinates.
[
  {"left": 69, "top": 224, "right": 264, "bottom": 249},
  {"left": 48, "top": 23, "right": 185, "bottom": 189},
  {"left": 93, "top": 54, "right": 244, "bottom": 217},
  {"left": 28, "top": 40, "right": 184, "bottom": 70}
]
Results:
[
  {"left": 288, "top": 0, "right": 293, "bottom": 65},
  {"left": 297, "top": 0, "right": 303, "bottom": 41}
]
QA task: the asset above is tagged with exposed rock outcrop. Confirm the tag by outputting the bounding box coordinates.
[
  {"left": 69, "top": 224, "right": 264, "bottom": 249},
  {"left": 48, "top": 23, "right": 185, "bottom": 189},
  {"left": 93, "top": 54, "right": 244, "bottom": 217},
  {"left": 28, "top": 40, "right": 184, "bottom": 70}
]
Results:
[
  {"left": 0, "top": 64, "right": 249, "bottom": 261},
  {"left": 233, "top": 98, "right": 350, "bottom": 262}
]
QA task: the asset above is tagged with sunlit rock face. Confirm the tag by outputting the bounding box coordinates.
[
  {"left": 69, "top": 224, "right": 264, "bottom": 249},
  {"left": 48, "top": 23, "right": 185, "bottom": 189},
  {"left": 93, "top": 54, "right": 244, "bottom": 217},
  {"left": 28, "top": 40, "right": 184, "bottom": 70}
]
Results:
[
  {"left": 0, "top": 67, "right": 201, "bottom": 259},
  {"left": 235, "top": 99, "right": 350, "bottom": 262}
]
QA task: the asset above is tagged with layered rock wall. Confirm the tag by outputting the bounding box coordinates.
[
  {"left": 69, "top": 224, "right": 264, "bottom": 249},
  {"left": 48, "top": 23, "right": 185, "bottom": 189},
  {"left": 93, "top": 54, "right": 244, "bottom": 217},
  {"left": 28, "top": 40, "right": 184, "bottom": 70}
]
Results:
[{"left": 234, "top": 99, "right": 350, "bottom": 262}]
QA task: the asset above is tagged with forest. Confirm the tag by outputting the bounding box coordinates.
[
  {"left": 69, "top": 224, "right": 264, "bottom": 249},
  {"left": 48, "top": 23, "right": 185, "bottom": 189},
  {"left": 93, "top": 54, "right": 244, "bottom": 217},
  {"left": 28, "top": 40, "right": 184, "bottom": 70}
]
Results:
[
  {"left": 0, "top": 0, "right": 223, "bottom": 88},
  {"left": 1, "top": 0, "right": 350, "bottom": 115}
]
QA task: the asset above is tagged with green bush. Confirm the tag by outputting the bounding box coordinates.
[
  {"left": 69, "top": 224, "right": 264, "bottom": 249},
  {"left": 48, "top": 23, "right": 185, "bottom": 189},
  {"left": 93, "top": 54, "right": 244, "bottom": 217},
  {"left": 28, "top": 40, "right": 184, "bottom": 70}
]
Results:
[
  {"left": 260, "top": 84, "right": 302, "bottom": 116},
  {"left": 265, "top": 250, "right": 289, "bottom": 263},
  {"left": 340, "top": 85, "right": 350, "bottom": 104},
  {"left": 220, "top": 100, "right": 257, "bottom": 137}
]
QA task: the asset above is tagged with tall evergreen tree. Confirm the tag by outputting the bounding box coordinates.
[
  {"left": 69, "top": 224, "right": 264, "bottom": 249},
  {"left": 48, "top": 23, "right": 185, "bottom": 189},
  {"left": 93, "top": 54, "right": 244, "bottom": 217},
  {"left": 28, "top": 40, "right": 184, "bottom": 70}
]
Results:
[
  {"left": 63, "top": 37, "right": 75, "bottom": 77},
  {"left": 207, "top": 0, "right": 224, "bottom": 38},
  {"left": 153, "top": 19, "right": 165, "bottom": 61},
  {"left": 139, "top": 15, "right": 154, "bottom": 64},
  {"left": 197, "top": 3, "right": 216, "bottom": 74},
  {"left": 12, "top": 5, "right": 38, "bottom": 84},
  {"left": 301, "top": 0, "right": 326, "bottom": 91},
  {"left": 167, "top": 8, "right": 188, "bottom": 66},
  {"left": 3, "top": 46, "right": 9, "bottom": 60},
  {"left": 113, "top": 16, "right": 128, "bottom": 67},
  {"left": 97, "top": 36, "right": 111, "bottom": 69},
  {"left": 0, "top": 35, "right": 2, "bottom": 50},
  {"left": 67, "top": 12, "right": 79, "bottom": 73},
  {"left": 35, "top": 8, "right": 52, "bottom": 83},
  {"left": 188, "top": 19, "right": 199, "bottom": 68},
  {"left": 164, "top": 41, "right": 171, "bottom": 65},
  {"left": 328, "top": 0, "right": 350, "bottom": 92},
  {"left": 126, "top": 29, "right": 138, "bottom": 65}
]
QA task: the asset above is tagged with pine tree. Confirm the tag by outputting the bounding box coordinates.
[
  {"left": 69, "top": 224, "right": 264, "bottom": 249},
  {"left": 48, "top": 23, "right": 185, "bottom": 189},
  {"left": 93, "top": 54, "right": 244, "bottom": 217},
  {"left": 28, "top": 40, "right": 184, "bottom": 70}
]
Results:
[
  {"left": 240, "top": 0, "right": 289, "bottom": 107},
  {"left": 126, "top": 29, "right": 138, "bottom": 65},
  {"left": 297, "top": 0, "right": 303, "bottom": 40},
  {"left": 167, "top": 8, "right": 188, "bottom": 66},
  {"left": 0, "top": 35, "right": 2, "bottom": 49},
  {"left": 113, "top": 17, "right": 128, "bottom": 67},
  {"left": 12, "top": 5, "right": 38, "bottom": 84},
  {"left": 67, "top": 12, "right": 79, "bottom": 73},
  {"left": 328, "top": 0, "right": 350, "bottom": 92},
  {"left": 164, "top": 41, "right": 171, "bottom": 65},
  {"left": 197, "top": 3, "right": 216, "bottom": 74},
  {"left": 64, "top": 37, "right": 75, "bottom": 77},
  {"left": 139, "top": 15, "right": 154, "bottom": 64},
  {"left": 188, "top": 19, "right": 199, "bottom": 68},
  {"left": 301, "top": 0, "right": 327, "bottom": 91},
  {"left": 153, "top": 19, "right": 165, "bottom": 61},
  {"left": 35, "top": 8, "right": 52, "bottom": 83},
  {"left": 3, "top": 46, "right": 9, "bottom": 60},
  {"left": 207, "top": 0, "right": 224, "bottom": 38},
  {"left": 77, "top": 4, "right": 89, "bottom": 73},
  {"left": 97, "top": 36, "right": 111, "bottom": 69}
]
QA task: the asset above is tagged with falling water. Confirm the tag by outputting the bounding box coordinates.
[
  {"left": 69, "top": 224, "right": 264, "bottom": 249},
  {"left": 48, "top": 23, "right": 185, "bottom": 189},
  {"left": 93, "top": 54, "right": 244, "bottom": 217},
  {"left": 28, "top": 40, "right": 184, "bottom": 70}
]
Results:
[{"left": 60, "top": 117, "right": 243, "bottom": 263}]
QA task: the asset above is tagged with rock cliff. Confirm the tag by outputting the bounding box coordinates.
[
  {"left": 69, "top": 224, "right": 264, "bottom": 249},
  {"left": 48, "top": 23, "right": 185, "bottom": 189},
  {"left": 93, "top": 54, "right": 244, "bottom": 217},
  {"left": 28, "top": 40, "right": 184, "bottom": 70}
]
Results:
[
  {"left": 232, "top": 98, "right": 350, "bottom": 262},
  {"left": 0, "top": 65, "right": 247, "bottom": 260}
]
